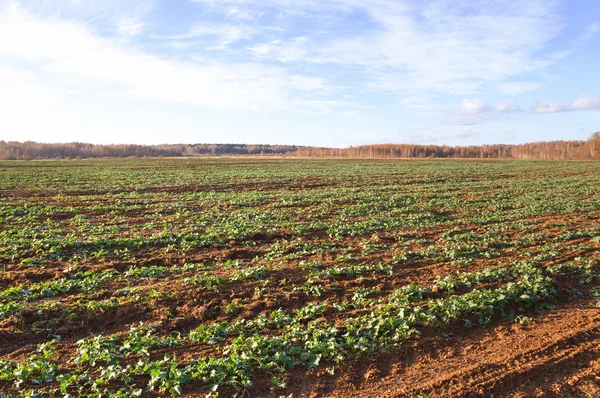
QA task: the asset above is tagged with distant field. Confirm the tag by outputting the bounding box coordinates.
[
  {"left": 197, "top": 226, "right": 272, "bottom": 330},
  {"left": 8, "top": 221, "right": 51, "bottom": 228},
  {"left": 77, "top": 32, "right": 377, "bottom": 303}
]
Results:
[{"left": 1, "top": 158, "right": 599, "bottom": 397}]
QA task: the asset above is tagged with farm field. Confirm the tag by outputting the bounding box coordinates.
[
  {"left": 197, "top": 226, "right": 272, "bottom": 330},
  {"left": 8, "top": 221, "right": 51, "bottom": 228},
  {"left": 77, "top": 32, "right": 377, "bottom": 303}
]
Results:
[{"left": 0, "top": 158, "right": 599, "bottom": 397}]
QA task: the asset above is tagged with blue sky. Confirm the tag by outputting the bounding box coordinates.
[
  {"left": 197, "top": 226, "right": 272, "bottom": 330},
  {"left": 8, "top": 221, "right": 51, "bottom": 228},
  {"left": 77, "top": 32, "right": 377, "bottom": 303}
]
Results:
[{"left": 0, "top": 0, "right": 599, "bottom": 147}]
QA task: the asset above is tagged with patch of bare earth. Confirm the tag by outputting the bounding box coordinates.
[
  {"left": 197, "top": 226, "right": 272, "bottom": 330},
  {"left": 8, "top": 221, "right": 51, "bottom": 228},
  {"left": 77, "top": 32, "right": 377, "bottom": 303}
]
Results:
[{"left": 306, "top": 302, "right": 600, "bottom": 397}]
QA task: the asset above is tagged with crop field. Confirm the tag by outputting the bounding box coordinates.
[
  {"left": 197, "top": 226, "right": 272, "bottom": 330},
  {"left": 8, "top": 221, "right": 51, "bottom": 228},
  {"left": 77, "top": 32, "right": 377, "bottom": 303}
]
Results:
[{"left": 0, "top": 158, "right": 599, "bottom": 397}]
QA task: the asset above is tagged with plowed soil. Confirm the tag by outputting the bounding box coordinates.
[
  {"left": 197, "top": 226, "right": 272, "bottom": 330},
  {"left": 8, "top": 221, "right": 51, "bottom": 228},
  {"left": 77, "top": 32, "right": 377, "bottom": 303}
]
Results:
[
  {"left": 1, "top": 158, "right": 599, "bottom": 397},
  {"left": 326, "top": 304, "right": 600, "bottom": 397}
]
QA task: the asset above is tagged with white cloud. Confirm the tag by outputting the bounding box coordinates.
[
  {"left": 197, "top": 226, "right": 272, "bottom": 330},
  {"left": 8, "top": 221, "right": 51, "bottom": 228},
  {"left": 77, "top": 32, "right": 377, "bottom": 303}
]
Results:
[
  {"left": 212, "top": 0, "right": 564, "bottom": 98},
  {"left": 458, "top": 99, "right": 490, "bottom": 115},
  {"left": 570, "top": 94, "right": 600, "bottom": 111},
  {"left": 161, "top": 24, "right": 259, "bottom": 49},
  {"left": 248, "top": 37, "right": 309, "bottom": 62},
  {"left": 445, "top": 99, "right": 493, "bottom": 125},
  {"left": 497, "top": 98, "right": 520, "bottom": 113},
  {"left": 1, "top": 0, "right": 595, "bottom": 146},
  {"left": 530, "top": 100, "right": 566, "bottom": 114},
  {"left": 529, "top": 95, "right": 600, "bottom": 114},
  {"left": 226, "top": 6, "right": 261, "bottom": 20},
  {"left": 117, "top": 16, "right": 145, "bottom": 36},
  {"left": 9, "top": 0, "right": 157, "bottom": 29},
  {"left": 3, "top": 1, "right": 574, "bottom": 114},
  {"left": 445, "top": 98, "right": 522, "bottom": 125},
  {"left": 0, "top": 5, "right": 328, "bottom": 113},
  {"left": 446, "top": 93, "right": 600, "bottom": 123}
]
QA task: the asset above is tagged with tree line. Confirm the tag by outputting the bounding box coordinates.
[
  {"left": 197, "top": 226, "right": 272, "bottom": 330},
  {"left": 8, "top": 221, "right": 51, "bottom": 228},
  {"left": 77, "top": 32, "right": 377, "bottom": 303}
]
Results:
[
  {"left": 1, "top": 133, "right": 598, "bottom": 160},
  {"left": 0, "top": 142, "right": 301, "bottom": 160},
  {"left": 296, "top": 139, "right": 593, "bottom": 159}
]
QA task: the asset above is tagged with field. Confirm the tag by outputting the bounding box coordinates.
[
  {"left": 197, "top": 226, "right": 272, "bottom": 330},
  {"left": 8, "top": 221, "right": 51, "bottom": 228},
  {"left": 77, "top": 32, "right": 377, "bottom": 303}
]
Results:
[{"left": 1, "top": 158, "right": 599, "bottom": 397}]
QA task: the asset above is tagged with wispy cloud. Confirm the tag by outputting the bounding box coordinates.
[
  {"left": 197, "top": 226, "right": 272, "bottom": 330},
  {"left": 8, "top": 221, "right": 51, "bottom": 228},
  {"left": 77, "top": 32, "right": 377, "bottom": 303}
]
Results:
[
  {"left": 446, "top": 94, "right": 600, "bottom": 122},
  {"left": 0, "top": 0, "right": 579, "bottom": 112},
  {"left": 1, "top": 0, "right": 597, "bottom": 146},
  {"left": 496, "top": 99, "right": 520, "bottom": 113},
  {"left": 248, "top": 37, "right": 309, "bottom": 62},
  {"left": 445, "top": 97, "right": 526, "bottom": 125},
  {"left": 0, "top": 4, "right": 329, "bottom": 113},
  {"left": 530, "top": 100, "right": 567, "bottom": 114},
  {"left": 117, "top": 16, "right": 145, "bottom": 36},
  {"left": 577, "top": 22, "right": 600, "bottom": 43},
  {"left": 160, "top": 24, "right": 259, "bottom": 49},
  {"left": 442, "top": 93, "right": 600, "bottom": 122},
  {"left": 530, "top": 94, "right": 600, "bottom": 114},
  {"left": 212, "top": 0, "right": 566, "bottom": 98},
  {"left": 445, "top": 99, "right": 495, "bottom": 125}
]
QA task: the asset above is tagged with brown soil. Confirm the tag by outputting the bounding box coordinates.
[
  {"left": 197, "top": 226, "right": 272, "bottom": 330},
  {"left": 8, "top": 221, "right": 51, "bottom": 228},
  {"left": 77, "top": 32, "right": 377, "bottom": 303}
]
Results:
[
  {"left": 270, "top": 302, "right": 600, "bottom": 398},
  {"left": 2, "top": 159, "right": 600, "bottom": 397}
]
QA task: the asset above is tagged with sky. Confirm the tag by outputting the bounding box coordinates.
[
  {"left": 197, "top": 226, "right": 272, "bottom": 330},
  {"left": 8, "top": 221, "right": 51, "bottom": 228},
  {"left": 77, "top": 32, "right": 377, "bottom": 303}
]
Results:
[{"left": 0, "top": 0, "right": 599, "bottom": 147}]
